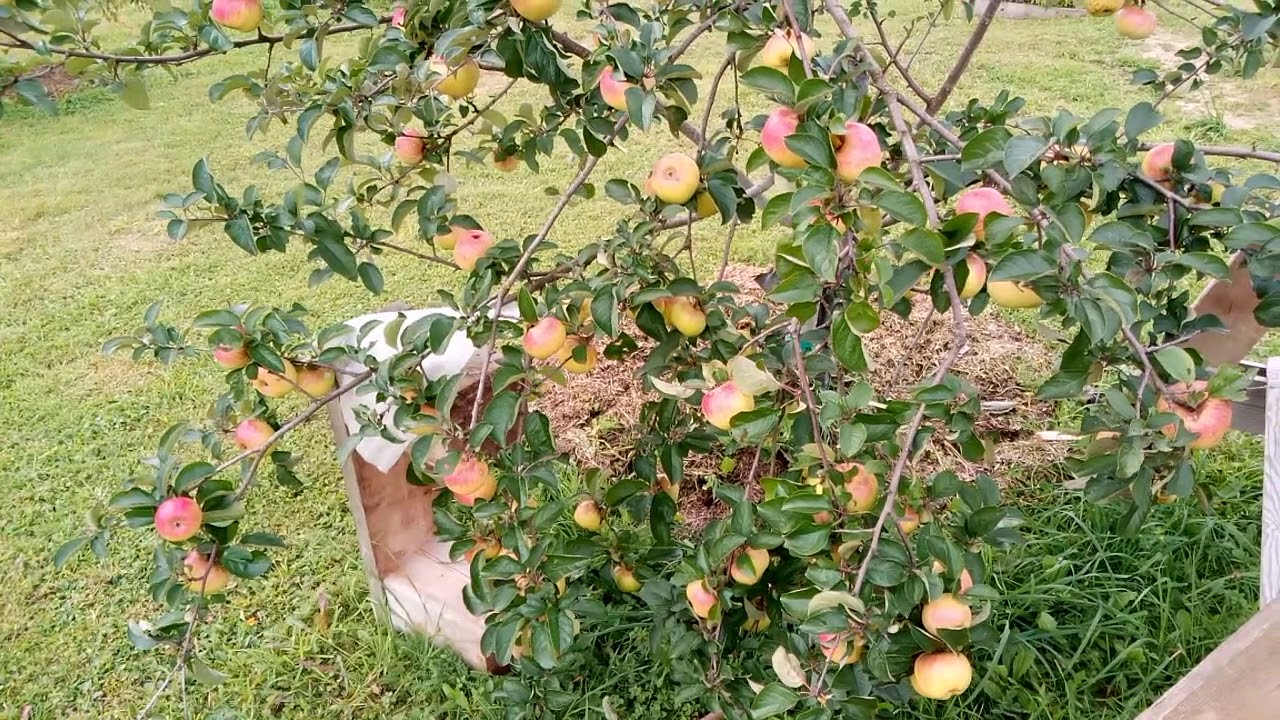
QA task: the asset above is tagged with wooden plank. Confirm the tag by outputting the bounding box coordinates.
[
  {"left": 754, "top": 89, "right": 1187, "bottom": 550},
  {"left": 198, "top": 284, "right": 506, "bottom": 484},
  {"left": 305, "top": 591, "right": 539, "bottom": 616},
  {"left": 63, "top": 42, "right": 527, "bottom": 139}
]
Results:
[
  {"left": 1136, "top": 599, "right": 1280, "bottom": 719},
  {"left": 328, "top": 407, "right": 389, "bottom": 623},
  {"left": 1264, "top": 357, "right": 1280, "bottom": 606},
  {"left": 1232, "top": 361, "right": 1269, "bottom": 436},
  {"left": 1180, "top": 251, "right": 1268, "bottom": 369}
]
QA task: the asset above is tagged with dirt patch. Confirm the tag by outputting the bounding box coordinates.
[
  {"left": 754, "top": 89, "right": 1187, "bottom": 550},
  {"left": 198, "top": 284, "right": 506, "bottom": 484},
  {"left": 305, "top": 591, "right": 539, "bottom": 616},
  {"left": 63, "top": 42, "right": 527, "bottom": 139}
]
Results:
[
  {"left": 0, "top": 63, "right": 78, "bottom": 100},
  {"left": 533, "top": 264, "right": 1068, "bottom": 526},
  {"left": 1136, "top": 29, "right": 1280, "bottom": 131}
]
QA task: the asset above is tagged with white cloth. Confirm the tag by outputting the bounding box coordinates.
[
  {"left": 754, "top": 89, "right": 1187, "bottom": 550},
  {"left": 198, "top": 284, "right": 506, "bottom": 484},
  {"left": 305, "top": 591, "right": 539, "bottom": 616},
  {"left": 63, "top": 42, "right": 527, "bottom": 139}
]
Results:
[{"left": 326, "top": 304, "right": 518, "bottom": 472}]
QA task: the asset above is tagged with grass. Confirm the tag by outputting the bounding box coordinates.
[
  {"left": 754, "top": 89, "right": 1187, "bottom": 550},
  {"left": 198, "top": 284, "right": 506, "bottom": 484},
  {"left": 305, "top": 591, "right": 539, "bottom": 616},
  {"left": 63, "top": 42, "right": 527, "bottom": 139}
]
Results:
[{"left": 0, "top": 1, "right": 1275, "bottom": 718}]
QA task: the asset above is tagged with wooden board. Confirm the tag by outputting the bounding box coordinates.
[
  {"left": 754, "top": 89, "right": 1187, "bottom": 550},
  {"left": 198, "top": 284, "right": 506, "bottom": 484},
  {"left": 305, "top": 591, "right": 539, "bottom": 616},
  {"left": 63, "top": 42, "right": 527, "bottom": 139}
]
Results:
[
  {"left": 1181, "top": 251, "right": 1268, "bottom": 369},
  {"left": 1135, "top": 599, "right": 1280, "bottom": 719},
  {"left": 328, "top": 407, "right": 388, "bottom": 623},
  {"left": 1264, "top": 357, "right": 1280, "bottom": 606}
]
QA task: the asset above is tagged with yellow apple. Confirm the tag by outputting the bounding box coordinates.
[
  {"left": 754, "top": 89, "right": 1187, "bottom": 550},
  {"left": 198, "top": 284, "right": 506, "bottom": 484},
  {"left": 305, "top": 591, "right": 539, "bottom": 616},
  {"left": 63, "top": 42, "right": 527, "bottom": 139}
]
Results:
[
  {"left": 648, "top": 153, "right": 700, "bottom": 205},
  {"left": 987, "top": 280, "right": 1043, "bottom": 309}
]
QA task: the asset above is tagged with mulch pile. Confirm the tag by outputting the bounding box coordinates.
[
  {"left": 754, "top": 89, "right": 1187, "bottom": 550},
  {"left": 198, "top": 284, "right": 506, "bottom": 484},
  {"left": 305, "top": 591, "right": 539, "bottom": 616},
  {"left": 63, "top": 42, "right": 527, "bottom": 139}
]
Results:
[{"left": 531, "top": 263, "right": 1069, "bottom": 528}]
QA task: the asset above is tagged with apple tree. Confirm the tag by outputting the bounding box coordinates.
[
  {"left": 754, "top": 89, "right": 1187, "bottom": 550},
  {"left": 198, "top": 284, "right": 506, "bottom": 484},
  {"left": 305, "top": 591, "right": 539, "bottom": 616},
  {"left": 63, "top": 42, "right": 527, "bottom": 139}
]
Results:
[{"left": 5, "top": 0, "right": 1280, "bottom": 716}]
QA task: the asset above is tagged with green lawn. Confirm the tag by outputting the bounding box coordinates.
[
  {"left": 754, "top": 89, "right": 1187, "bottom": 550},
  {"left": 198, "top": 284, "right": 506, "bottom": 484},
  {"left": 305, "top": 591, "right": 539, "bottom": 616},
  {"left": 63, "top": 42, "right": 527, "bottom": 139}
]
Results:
[{"left": 0, "top": 2, "right": 1274, "bottom": 718}]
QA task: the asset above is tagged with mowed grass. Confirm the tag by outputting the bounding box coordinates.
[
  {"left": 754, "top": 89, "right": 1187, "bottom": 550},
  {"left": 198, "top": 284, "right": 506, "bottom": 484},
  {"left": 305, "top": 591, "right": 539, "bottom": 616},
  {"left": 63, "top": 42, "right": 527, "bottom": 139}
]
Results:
[{"left": 0, "top": 2, "right": 1275, "bottom": 718}]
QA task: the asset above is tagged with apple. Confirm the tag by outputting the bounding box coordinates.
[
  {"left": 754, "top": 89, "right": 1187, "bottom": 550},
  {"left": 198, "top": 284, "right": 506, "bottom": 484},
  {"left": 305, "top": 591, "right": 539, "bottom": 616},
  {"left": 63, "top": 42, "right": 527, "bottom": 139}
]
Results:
[
  {"left": 696, "top": 191, "right": 717, "bottom": 218},
  {"left": 833, "top": 121, "right": 883, "bottom": 182},
  {"left": 955, "top": 187, "right": 1014, "bottom": 240},
  {"left": 817, "top": 632, "right": 863, "bottom": 665},
  {"left": 509, "top": 0, "right": 561, "bottom": 22},
  {"left": 761, "top": 107, "right": 806, "bottom": 169},
  {"left": 666, "top": 297, "right": 707, "bottom": 337},
  {"left": 1084, "top": 0, "right": 1123, "bottom": 15},
  {"left": 613, "top": 565, "right": 642, "bottom": 593},
  {"left": 391, "top": 5, "right": 406, "bottom": 27},
  {"left": 1141, "top": 142, "right": 1176, "bottom": 183},
  {"left": 394, "top": 128, "right": 426, "bottom": 165},
  {"left": 183, "top": 550, "right": 232, "bottom": 593},
  {"left": 452, "top": 229, "right": 495, "bottom": 271},
  {"left": 296, "top": 365, "right": 336, "bottom": 396},
  {"left": 839, "top": 462, "right": 879, "bottom": 512},
  {"left": 758, "top": 29, "right": 816, "bottom": 69},
  {"left": 898, "top": 505, "right": 921, "bottom": 535},
  {"left": 212, "top": 341, "right": 250, "bottom": 369},
  {"left": 210, "top": 0, "right": 262, "bottom": 32},
  {"left": 233, "top": 418, "right": 274, "bottom": 452},
  {"left": 429, "top": 55, "right": 480, "bottom": 99},
  {"left": 987, "top": 280, "right": 1043, "bottom": 309},
  {"left": 958, "top": 254, "right": 987, "bottom": 299},
  {"left": 1157, "top": 380, "right": 1233, "bottom": 450},
  {"left": 252, "top": 360, "right": 297, "bottom": 398},
  {"left": 573, "top": 499, "right": 603, "bottom": 531},
  {"left": 598, "top": 67, "right": 635, "bottom": 112},
  {"left": 931, "top": 560, "right": 975, "bottom": 594},
  {"left": 921, "top": 593, "right": 972, "bottom": 635},
  {"left": 702, "top": 381, "right": 755, "bottom": 431},
  {"left": 443, "top": 457, "right": 497, "bottom": 506},
  {"left": 523, "top": 317, "right": 568, "bottom": 359},
  {"left": 744, "top": 598, "right": 772, "bottom": 632},
  {"left": 649, "top": 153, "right": 700, "bottom": 205},
  {"left": 155, "top": 497, "right": 203, "bottom": 542},
  {"left": 730, "top": 547, "right": 770, "bottom": 585},
  {"left": 1115, "top": 5, "right": 1157, "bottom": 39},
  {"left": 911, "top": 651, "right": 973, "bottom": 700},
  {"left": 558, "top": 337, "right": 598, "bottom": 374},
  {"left": 465, "top": 537, "right": 502, "bottom": 562},
  {"left": 435, "top": 225, "right": 459, "bottom": 251},
  {"left": 658, "top": 476, "right": 680, "bottom": 502},
  {"left": 407, "top": 404, "right": 442, "bottom": 436},
  {"left": 493, "top": 150, "right": 519, "bottom": 172},
  {"left": 686, "top": 579, "right": 719, "bottom": 620}
]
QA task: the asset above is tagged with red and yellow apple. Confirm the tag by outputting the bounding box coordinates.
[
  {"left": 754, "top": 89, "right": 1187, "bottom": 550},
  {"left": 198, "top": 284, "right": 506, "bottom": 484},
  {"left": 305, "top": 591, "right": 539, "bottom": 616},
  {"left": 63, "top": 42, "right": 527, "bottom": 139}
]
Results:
[
  {"left": 509, "top": 0, "right": 561, "bottom": 22},
  {"left": 155, "top": 497, "right": 203, "bottom": 542},
  {"left": 453, "top": 229, "right": 495, "bottom": 271},
  {"left": 465, "top": 537, "right": 502, "bottom": 562},
  {"left": 391, "top": 5, "right": 406, "bottom": 27},
  {"left": 523, "top": 317, "right": 568, "bottom": 360},
  {"left": 911, "top": 651, "right": 973, "bottom": 700},
  {"left": 921, "top": 593, "right": 972, "bottom": 635},
  {"left": 931, "top": 560, "right": 976, "bottom": 594},
  {"left": 839, "top": 462, "right": 879, "bottom": 513},
  {"left": 1085, "top": 0, "right": 1123, "bottom": 16},
  {"left": 493, "top": 150, "right": 519, "bottom": 172},
  {"left": 817, "top": 632, "right": 864, "bottom": 665},
  {"left": 702, "top": 381, "right": 755, "bottom": 430},
  {"left": 730, "top": 547, "right": 770, "bottom": 585},
  {"left": 1157, "top": 380, "right": 1233, "bottom": 450},
  {"left": 833, "top": 121, "right": 882, "bottom": 182},
  {"left": 407, "top": 404, "right": 442, "bottom": 436},
  {"left": 758, "top": 29, "right": 816, "bottom": 69},
  {"left": 212, "top": 341, "right": 250, "bottom": 369},
  {"left": 429, "top": 55, "right": 480, "bottom": 99},
  {"left": 435, "top": 225, "right": 460, "bottom": 251},
  {"left": 394, "top": 128, "right": 426, "bottom": 165},
  {"left": 210, "top": 0, "right": 262, "bottom": 32},
  {"left": 252, "top": 360, "right": 297, "bottom": 398},
  {"left": 666, "top": 297, "right": 707, "bottom": 337},
  {"left": 183, "top": 550, "right": 232, "bottom": 593},
  {"left": 296, "top": 365, "right": 335, "bottom": 396},
  {"left": 955, "top": 187, "right": 1014, "bottom": 241},
  {"left": 233, "top": 418, "right": 274, "bottom": 452},
  {"left": 443, "top": 457, "right": 497, "bottom": 506},
  {"left": 573, "top": 499, "right": 603, "bottom": 531},
  {"left": 898, "top": 505, "right": 922, "bottom": 535},
  {"left": 987, "top": 280, "right": 1043, "bottom": 309},
  {"left": 598, "top": 67, "right": 634, "bottom": 112},
  {"left": 959, "top": 254, "right": 987, "bottom": 299},
  {"left": 648, "top": 153, "right": 700, "bottom": 205},
  {"left": 686, "top": 579, "right": 719, "bottom": 619},
  {"left": 1141, "top": 142, "right": 1176, "bottom": 183},
  {"left": 1115, "top": 5, "right": 1157, "bottom": 39},
  {"left": 761, "top": 107, "right": 806, "bottom": 169},
  {"left": 696, "top": 191, "right": 717, "bottom": 218}
]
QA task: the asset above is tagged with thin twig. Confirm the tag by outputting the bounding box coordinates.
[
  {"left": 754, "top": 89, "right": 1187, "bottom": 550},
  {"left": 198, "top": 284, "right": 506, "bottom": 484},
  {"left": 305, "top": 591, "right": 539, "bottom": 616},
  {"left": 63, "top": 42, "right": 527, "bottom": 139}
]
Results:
[
  {"left": 1138, "top": 141, "right": 1280, "bottom": 164},
  {"left": 789, "top": 319, "right": 833, "bottom": 475},
  {"left": 716, "top": 217, "right": 741, "bottom": 282},
  {"left": 779, "top": 0, "right": 815, "bottom": 78},
  {"left": 867, "top": 5, "right": 933, "bottom": 104},
  {"left": 927, "top": 0, "right": 1002, "bottom": 113},
  {"left": 699, "top": 54, "right": 736, "bottom": 149}
]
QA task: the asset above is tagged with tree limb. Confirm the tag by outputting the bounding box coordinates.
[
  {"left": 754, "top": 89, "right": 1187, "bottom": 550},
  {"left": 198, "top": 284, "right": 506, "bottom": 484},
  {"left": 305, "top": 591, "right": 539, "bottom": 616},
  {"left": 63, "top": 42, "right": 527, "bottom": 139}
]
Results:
[{"left": 927, "top": 0, "right": 1002, "bottom": 113}]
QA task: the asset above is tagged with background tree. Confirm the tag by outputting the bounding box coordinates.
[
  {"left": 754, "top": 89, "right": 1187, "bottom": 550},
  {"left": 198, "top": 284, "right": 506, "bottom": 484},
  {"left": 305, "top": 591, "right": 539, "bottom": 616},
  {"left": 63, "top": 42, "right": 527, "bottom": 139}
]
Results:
[{"left": 4, "top": 0, "right": 1280, "bottom": 717}]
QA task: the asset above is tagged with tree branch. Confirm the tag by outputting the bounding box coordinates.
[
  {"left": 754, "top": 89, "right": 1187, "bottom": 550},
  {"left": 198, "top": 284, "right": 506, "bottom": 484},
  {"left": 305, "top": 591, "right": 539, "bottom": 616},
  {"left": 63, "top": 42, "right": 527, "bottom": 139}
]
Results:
[
  {"left": 1138, "top": 141, "right": 1280, "bottom": 164},
  {"left": 867, "top": 4, "right": 934, "bottom": 104},
  {"left": 927, "top": 0, "right": 1002, "bottom": 113}
]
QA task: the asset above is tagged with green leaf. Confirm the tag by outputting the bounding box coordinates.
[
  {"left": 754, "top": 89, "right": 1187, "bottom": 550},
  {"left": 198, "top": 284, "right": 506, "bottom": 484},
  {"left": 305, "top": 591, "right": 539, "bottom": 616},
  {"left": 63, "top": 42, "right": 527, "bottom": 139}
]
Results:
[
  {"left": 121, "top": 76, "right": 150, "bottom": 110},
  {"left": 1124, "top": 102, "right": 1162, "bottom": 141},
  {"left": 189, "top": 657, "right": 229, "bottom": 685},
  {"left": 1171, "top": 252, "right": 1229, "bottom": 278},
  {"left": 990, "top": 249, "right": 1054, "bottom": 281},
  {"left": 239, "top": 532, "right": 286, "bottom": 548},
  {"left": 899, "top": 228, "right": 946, "bottom": 266},
  {"left": 1003, "top": 135, "right": 1050, "bottom": 177},
  {"left": 224, "top": 216, "right": 257, "bottom": 255},
  {"left": 961, "top": 127, "right": 1012, "bottom": 171},
  {"left": 832, "top": 318, "right": 868, "bottom": 372},
  {"left": 751, "top": 683, "right": 800, "bottom": 718},
  {"left": 740, "top": 67, "right": 795, "bottom": 104},
  {"left": 877, "top": 190, "right": 927, "bottom": 227},
  {"left": 843, "top": 301, "right": 880, "bottom": 334},
  {"left": 357, "top": 262, "right": 385, "bottom": 294},
  {"left": 109, "top": 488, "right": 158, "bottom": 511},
  {"left": 767, "top": 270, "right": 820, "bottom": 304},
  {"left": 13, "top": 78, "right": 57, "bottom": 115},
  {"left": 53, "top": 536, "right": 91, "bottom": 569},
  {"left": 1189, "top": 208, "right": 1243, "bottom": 228},
  {"left": 1154, "top": 346, "right": 1196, "bottom": 384},
  {"left": 192, "top": 310, "right": 241, "bottom": 329}
]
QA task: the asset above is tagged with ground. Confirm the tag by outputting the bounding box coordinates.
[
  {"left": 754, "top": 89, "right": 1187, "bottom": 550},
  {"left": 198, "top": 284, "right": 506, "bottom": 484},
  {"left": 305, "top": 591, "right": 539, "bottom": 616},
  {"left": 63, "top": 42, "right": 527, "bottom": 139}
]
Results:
[{"left": 0, "top": 1, "right": 1274, "bottom": 718}]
